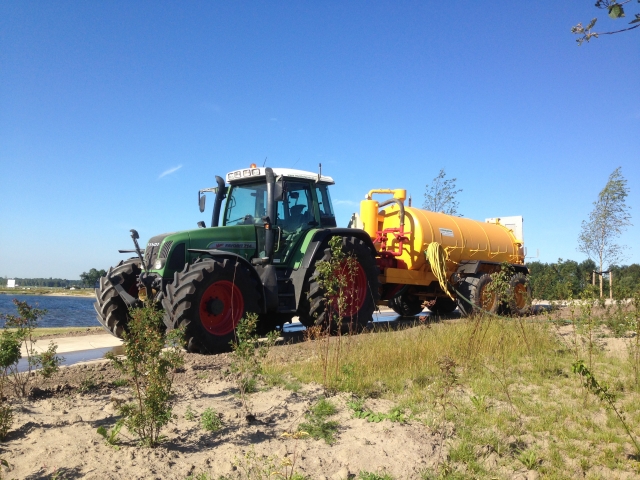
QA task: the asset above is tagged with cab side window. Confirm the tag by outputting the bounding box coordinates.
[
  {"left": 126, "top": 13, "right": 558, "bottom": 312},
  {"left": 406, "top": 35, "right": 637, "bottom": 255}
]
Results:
[{"left": 315, "top": 185, "right": 336, "bottom": 228}]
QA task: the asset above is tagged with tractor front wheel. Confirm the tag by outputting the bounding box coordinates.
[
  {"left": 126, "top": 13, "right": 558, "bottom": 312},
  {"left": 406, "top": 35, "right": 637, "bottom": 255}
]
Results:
[
  {"left": 94, "top": 258, "right": 141, "bottom": 338},
  {"left": 162, "top": 258, "right": 260, "bottom": 354}
]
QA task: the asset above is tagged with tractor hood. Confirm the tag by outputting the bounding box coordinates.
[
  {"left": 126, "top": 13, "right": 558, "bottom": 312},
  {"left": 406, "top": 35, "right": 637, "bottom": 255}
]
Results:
[
  {"left": 187, "top": 225, "right": 259, "bottom": 261},
  {"left": 145, "top": 226, "right": 260, "bottom": 278}
]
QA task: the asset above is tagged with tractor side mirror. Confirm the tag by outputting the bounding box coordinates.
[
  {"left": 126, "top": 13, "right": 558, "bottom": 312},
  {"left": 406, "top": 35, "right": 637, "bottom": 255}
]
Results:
[
  {"left": 198, "top": 192, "right": 206, "bottom": 213},
  {"left": 274, "top": 181, "right": 285, "bottom": 202}
]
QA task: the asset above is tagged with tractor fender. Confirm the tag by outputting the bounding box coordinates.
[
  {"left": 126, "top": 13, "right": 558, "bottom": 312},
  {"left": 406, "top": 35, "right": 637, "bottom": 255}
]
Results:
[
  {"left": 187, "top": 248, "right": 267, "bottom": 313},
  {"left": 289, "top": 228, "right": 377, "bottom": 309},
  {"left": 300, "top": 228, "right": 376, "bottom": 269}
]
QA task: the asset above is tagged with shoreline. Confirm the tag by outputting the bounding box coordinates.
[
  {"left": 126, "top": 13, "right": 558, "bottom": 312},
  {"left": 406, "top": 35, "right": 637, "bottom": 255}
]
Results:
[{"left": 0, "top": 290, "right": 94, "bottom": 298}]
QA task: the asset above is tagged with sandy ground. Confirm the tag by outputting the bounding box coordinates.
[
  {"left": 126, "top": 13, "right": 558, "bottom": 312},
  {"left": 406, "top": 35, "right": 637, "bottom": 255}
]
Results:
[
  {"left": 2, "top": 306, "right": 634, "bottom": 479},
  {"left": 1, "top": 352, "right": 445, "bottom": 480}
]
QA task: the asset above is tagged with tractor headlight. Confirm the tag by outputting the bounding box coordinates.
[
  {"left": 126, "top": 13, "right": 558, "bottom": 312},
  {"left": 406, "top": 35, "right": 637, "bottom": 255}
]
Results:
[{"left": 154, "top": 259, "right": 165, "bottom": 270}]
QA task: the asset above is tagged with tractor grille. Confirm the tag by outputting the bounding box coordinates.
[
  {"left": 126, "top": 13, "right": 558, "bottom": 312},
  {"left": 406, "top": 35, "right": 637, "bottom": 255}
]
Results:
[
  {"left": 160, "top": 241, "right": 173, "bottom": 259},
  {"left": 143, "top": 234, "right": 169, "bottom": 268}
]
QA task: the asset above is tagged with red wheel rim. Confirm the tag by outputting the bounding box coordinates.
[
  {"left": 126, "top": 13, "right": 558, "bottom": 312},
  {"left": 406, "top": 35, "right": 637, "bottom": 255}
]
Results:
[
  {"left": 199, "top": 280, "right": 244, "bottom": 336},
  {"left": 330, "top": 260, "right": 367, "bottom": 317}
]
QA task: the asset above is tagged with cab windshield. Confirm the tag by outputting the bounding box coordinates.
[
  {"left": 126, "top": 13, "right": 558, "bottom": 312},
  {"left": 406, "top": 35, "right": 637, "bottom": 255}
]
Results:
[{"left": 224, "top": 183, "right": 267, "bottom": 226}]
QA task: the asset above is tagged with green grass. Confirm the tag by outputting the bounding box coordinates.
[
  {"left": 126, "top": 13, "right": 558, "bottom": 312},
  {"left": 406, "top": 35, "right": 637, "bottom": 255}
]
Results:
[
  {"left": 266, "top": 311, "right": 640, "bottom": 478},
  {"left": 298, "top": 397, "right": 339, "bottom": 444}
]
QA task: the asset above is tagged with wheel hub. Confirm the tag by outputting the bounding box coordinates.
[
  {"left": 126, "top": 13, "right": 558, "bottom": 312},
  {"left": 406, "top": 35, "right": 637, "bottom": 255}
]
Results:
[{"left": 206, "top": 297, "right": 225, "bottom": 316}]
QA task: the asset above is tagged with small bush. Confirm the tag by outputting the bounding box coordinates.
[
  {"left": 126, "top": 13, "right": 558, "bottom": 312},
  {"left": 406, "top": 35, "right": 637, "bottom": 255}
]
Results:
[
  {"left": 0, "top": 299, "right": 63, "bottom": 397},
  {"left": 0, "top": 403, "right": 12, "bottom": 442},
  {"left": 97, "top": 420, "right": 123, "bottom": 449},
  {"left": 107, "top": 303, "right": 184, "bottom": 447},
  {"left": 184, "top": 404, "right": 196, "bottom": 421},
  {"left": 201, "top": 407, "right": 223, "bottom": 432},
  {"left": 230, "top": 313, "right": 278, "bottom": 415}
]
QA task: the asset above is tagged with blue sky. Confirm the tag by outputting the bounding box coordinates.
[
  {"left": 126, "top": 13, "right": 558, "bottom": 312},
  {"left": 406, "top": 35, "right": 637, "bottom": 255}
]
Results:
[{"left": 1, "top": 1, "right": 638, "bottom": 279}]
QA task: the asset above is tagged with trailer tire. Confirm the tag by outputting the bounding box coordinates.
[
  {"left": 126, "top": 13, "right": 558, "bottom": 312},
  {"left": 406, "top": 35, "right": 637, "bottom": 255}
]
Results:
[
  {"left": 507, "top": 273, "right": 531, "bottom": 316},
  {"left": 389, "top": 293, "right": 424, "bottom": 317},
  {"left": 299, "top": 236, "right": 379, "bottom": 332},
  {"left": 456, "top": 273, "right": 500, "bottom": 316},
  {"left": 94, "top": 258, "right": 141, "bottom": 338},
  {"left": 427, "top": 296, "right": 457, "bottom": 315},
  {"left": 162, "top": 258, "right": 260, "bottom": 354}
]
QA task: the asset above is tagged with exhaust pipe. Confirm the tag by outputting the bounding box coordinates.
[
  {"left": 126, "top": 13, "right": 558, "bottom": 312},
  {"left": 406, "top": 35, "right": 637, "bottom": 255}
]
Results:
[
  {"left": 211, "top": 175, "right": 226, "bottom": 227},
  {"left": 264, "top": 167, "right": 276, "bottom": 262}
]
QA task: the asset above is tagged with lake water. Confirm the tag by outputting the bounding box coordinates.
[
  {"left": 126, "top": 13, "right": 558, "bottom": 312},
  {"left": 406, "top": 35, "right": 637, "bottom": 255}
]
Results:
[{"left": 0, "top": 294, "right": 100, "bottom": 328}]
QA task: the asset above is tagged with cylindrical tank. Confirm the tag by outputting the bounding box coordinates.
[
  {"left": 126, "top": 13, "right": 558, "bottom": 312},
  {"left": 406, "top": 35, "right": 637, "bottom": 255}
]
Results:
[{"left": 370, "top": 203, "right": 524, "bottom": 270}]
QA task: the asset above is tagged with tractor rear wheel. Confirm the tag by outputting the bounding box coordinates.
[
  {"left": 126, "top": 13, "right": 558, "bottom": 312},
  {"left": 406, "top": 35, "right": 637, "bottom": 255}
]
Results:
[
  {"left": 427, "top": 296, "right": 457, "bottom": 315},
  {"left": 389, "top": 293, "right": 424, "bottom": 317},
  {"left": 299, "top": 236, "right": 379, "bottom": 333},
  {"left": 507, "top": 273, "right": 531, "bottom": 316},
  {"left": 94, "top": 258, "right": 141, "bottom": 338},
  {"left": 456, "top": 273, "right": 500, "bottom": 316},
  {"left": 162, "top": 258, "right": 260, "bottom": 354}
]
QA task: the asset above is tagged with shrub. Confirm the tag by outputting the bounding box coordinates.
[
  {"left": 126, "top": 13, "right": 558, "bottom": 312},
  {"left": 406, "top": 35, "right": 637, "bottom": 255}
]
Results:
[
  {"left": 0, "top": 299, "right": 63, "bottom": 397},
  {"left": 200, "top": 407, "right": 223, "bottom": 432},
  {"left": 107, "top": 303, "right": 184, "bottom": 447},
  {"left": 230, "top": 313, "right": 278, "bottom": 415}
]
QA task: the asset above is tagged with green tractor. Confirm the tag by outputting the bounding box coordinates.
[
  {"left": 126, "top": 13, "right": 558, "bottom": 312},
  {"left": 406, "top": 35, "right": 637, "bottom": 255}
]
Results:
[{"left": 95, "top": 166, "right": 380, "bottom": 353}]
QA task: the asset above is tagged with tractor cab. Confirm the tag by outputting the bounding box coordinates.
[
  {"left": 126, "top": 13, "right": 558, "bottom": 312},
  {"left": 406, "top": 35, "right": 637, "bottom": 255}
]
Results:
[{"left": 198, "top": 165, "right": 336, "bottom": 266}]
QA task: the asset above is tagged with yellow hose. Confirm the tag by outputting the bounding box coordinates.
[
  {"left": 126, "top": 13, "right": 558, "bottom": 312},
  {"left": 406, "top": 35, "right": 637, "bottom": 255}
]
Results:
[{"left": 425, "top": 242, "right": 454, "bottom": 299}]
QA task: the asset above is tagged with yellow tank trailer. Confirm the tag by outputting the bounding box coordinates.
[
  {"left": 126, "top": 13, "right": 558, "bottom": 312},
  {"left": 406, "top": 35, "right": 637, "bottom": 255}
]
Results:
[{"left": 358, "top": 189, "right": 530, "bottom": 316}]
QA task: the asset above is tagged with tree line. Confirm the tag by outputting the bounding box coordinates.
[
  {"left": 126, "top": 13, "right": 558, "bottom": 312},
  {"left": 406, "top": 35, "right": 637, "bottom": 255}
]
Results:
[
  {"left": 528, "top": 260, "right": 640, "bottom": 300},
  {"left": 2, "top": 268, "right": 107, "bottom": 289},
  {"left": 0, "top": 277, "right": 84, "bottom": 288}
]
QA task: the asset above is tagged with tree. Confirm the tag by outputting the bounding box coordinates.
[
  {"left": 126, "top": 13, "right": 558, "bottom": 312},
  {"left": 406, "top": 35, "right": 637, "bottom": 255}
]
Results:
[
  {"left": 572, "top": 0, "right": 640, "bottom": 45},
  {"left": 80, "top": 268, "right": 107, "bottom": 287},
  {"left": 578, "top": 167, "right": 632, "bottom": 297},
  {"left": 423, "top": 169, "right": 462, "bottom": 216}
]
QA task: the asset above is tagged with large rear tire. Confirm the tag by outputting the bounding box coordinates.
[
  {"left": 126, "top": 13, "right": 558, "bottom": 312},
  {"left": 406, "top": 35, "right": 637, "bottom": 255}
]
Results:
[
  {"left": 456, "top": 273, "right": 500, "bottom": 316},
  {"left": 94, "top": 258, "right": 141, "bottom": 338},
  {"left": 299, "top": 236, "right": 379, "bottom": 333},
  {"left": 162, "top": 258, "right": 260, "bottom": 354}
]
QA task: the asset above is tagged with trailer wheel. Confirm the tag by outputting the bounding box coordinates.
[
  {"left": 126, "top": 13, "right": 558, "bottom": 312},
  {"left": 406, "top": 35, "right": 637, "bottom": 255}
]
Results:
[
  {"left": 162, "top": 258, "right": 260, "bottom": 354},
  {"left": 94, "top": 258, "right": 141, "bottom": 338},
  {"left": 507, "top": 273, "right": 531, "bottom": 316},
  {"left": 456, "top": 273, "right": 500, "bottom": 316},
  {"left": 299, "top": 236, "right": 379, "bottom": 332},
  {"left": 427, "top": 296, "right": 457, "bottom": 315},
  {"left": 389, "top": 293, "right": 424, "bottom": 317}
]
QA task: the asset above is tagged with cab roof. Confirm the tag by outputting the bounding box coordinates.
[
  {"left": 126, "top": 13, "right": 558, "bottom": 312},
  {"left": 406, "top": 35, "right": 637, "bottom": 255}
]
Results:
[{"left": 226, "top": 167, "right": 334, "bottom": 185}]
